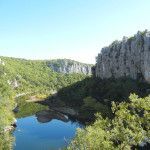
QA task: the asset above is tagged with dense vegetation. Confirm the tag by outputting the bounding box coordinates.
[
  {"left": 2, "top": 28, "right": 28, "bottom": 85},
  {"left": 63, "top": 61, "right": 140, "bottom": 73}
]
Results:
[
  {"left": 56, "top": 77, "right": 150, "bottom": 121},
  {"left": 58, "top": 77, "right": 150, "bottom": 106},
  {"left": 0, "top": 76, "right": 14, "bottom": 150},
  {"left": 68, "top": 94, "right": 150, "bottom": 150},
  {"left": 0, "top": 56, "right": 150, "bottom": 150},
  {"left": 0, "top": 56, "right": 87, "bottom": 95},
  {"left": 0, "top": 56, "right": 88, "bottom": 150}
]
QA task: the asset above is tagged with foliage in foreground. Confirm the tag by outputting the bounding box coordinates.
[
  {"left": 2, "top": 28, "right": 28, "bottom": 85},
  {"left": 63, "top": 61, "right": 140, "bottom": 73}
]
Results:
[
  {"left": 68, "top": 94, "right": 150, "bottom": 150},
  {"left": 0, "top": 133, "right": 14, "bottom": 150},
  {"left": 0, "top": 78, "right": 14, "bottom": 131},
  {"left": 0, "top": 78, "right": 14, "bottom": 150}
]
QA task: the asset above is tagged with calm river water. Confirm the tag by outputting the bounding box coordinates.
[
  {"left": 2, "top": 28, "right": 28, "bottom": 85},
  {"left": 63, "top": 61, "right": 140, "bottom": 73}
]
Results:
[{"left": 13, "top": 109, "right": 81, "bottom": 150}]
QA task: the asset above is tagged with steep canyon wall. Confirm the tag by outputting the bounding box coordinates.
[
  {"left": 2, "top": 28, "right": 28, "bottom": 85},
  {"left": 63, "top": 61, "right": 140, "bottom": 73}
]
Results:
[{"left": 95, "top": 30, "right": 150, "bottom": 82}]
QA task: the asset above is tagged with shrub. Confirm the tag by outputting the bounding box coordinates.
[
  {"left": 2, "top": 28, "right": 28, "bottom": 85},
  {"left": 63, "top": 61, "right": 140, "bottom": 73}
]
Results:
[{"left": 67, "top": 94, "right": 150, "bottom": 150}]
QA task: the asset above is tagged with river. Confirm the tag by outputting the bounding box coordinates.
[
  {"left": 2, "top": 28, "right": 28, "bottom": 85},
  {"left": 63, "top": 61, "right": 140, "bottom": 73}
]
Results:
[{"left": 13, "top": 101, "right": 82, "bottom": 150}]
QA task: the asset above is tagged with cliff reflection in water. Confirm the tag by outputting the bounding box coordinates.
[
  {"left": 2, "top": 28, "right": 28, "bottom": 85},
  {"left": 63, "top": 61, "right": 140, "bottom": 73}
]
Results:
[
  {"left": 13, "top": 101, "right": 82, "bottom": 150},
  {"left": 36, "top": 110, "right": 69, "bottom": 123}
]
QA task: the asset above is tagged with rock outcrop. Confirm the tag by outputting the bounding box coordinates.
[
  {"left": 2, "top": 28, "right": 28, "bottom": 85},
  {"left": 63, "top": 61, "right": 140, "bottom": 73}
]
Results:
[
  {"left": 46, "top": 59, "right": 92, "bottom": 75},
  {"left": 95, "top": 30, "right": 150, "bottom": 83},
  {"left": 0, "top": 58, "right": 5, "bottom": 66},
  {"left": 7, "top": 79, "right": 19, "bottom": 89},
  {"left": 36, "top": 110, "right": 69, "bottom": 123}
]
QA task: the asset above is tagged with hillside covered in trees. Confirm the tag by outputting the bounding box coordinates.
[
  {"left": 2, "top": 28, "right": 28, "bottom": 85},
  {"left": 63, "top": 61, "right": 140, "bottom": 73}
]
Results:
[
  {"left": 1, "top": 58, "right": 150, "bottom": 150},
  {"left": 0, "top": 56, "right": 90, "bottom": 149},
  {"left": 0, "top": 32, "right": 150, "bottom": 150},
  {"left": 0, "top": 56, "right": 91, "bottom": 96}
]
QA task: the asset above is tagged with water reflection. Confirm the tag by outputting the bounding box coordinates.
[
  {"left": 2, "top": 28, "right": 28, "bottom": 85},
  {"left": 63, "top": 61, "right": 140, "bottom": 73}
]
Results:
[
  {"left": 36, "top": 110, "right": 69, "bottom": 123},
  {"left": 13, "top": 101, "right": 82, "bottom": 150}
]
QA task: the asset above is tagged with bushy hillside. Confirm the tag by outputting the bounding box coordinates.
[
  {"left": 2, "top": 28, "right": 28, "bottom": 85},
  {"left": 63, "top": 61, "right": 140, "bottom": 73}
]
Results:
[
  {"left": 55, "top": 76, "right": 150, "bottom": 122},
  {"left": 0, "top": 75, "right": 15, "bottom": 150},
  {"left": 0, "top": 56, "right": 87, "bottom": 96},
  {"left": 0, "top": 56, "right": 89, "bottom": 149},
  {"left": 68, "top": 94, "right": 150, "bottom": 150}
]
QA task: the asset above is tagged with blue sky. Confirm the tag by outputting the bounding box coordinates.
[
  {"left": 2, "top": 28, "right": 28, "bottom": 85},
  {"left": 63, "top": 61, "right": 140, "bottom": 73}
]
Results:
[{"left": 0, "top": 0, "right": 150, "bottom": 64}]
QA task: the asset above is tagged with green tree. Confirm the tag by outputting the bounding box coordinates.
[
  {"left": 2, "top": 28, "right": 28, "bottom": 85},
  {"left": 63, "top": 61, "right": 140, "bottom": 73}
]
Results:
[{"left": 68, "top": 94, "right": 150, "bottom": 150}]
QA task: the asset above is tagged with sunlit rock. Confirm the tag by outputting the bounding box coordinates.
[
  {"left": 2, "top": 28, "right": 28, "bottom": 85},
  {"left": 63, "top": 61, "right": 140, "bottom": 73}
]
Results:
[
  {"left": 95, "top": 30, "right": 150, "bottom": 83},
  {"left": 47, "top": 59, "right": 92, "bottom": 75}
]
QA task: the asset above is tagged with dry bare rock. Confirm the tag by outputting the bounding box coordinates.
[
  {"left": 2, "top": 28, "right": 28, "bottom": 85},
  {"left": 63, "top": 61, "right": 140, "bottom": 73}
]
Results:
[
  {"left": 47, "top": 59, "right": 92, "bottom": 75},
  {"left": 95, "top": 30, "right": 150, "bottom": 83}
]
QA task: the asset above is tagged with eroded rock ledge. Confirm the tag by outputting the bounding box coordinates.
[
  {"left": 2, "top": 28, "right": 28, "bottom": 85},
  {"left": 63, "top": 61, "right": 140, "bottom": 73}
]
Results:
[
  {"left": 47, "top": 59, "right": 93, "bottom": 75},
  {"left": 95, "top": 30, "right": 150, "bottom": 83}
]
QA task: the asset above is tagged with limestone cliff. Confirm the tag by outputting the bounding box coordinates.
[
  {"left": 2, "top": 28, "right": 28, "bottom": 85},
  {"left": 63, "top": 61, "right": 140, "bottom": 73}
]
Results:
[
  {"left": 95, "top": 30, "right": 150, "bottom": 82},
  {"left": 47, "top": 59, "right": 93, "bottom": 75}
]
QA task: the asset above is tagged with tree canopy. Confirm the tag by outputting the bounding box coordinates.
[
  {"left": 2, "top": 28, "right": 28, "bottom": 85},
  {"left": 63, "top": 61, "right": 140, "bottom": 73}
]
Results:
[{"left": 68, "top": 94, "right": 150, "bottom": 150}]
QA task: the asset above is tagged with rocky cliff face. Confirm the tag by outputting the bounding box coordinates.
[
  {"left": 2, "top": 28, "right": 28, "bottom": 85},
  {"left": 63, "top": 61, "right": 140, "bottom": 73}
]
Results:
[
  {"left": 95, "top": 30, "right": 150, "bottom": 83},
  {"left": 47, "top": 59, "right": 92, "bottom": 75}
]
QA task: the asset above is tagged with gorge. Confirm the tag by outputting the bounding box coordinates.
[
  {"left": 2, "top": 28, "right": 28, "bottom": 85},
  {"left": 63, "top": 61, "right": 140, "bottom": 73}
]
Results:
[{"left": 0, "top": 30, "right": 150, "bottom": 150}]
